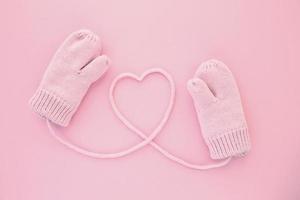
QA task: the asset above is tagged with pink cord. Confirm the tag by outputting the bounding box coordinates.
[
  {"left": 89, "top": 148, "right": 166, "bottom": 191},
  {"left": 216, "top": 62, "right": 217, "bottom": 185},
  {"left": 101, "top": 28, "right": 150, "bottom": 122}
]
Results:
[{"left": 47, "top": 68, "right": 231, "bottom": 170}]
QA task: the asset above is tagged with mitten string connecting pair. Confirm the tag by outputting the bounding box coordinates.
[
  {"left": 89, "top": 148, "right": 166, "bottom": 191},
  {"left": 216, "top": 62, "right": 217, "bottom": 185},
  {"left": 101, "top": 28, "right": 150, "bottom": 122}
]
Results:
[
  {"left": 46, "top": 68, "right": 232, "bottom": 170},
  {"left": 29, "top": 30, "right": 250, "bottom": 170}
]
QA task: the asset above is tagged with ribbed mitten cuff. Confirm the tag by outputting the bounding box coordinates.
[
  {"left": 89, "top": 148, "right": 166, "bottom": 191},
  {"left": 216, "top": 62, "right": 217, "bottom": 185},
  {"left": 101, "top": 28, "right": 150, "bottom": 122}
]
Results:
[
  {"left": 205, "top": 127, "right": 251, "bottom": 159},
  {"left": 29, "top": 89, "right": 75, "bottom": 126}
]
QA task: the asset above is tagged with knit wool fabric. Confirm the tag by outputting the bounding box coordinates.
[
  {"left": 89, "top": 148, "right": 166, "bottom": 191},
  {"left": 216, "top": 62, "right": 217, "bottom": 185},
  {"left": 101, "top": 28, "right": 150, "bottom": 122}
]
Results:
[
  {"left": 187, "top": 59, "right": 251, "bottom": 159},
  {"left": 29, "top": 30, "right": 109, "bottom": 126}
]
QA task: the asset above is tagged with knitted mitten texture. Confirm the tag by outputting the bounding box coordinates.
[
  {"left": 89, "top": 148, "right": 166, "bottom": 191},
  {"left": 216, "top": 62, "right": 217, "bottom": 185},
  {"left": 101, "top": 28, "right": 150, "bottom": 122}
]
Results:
[
  {"left": 30, "top": 30, "right": 109, "bottom": 126},
  {"left": 187, "top": 59, "right": 250, "bottom": 159}
]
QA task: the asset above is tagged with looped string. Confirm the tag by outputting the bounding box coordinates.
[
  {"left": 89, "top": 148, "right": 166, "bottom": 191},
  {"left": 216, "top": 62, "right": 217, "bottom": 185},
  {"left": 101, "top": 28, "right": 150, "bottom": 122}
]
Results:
[
  {"left": 47, "top": 121, "right": 231, "bottom": 169},
  {"left": 46, "top": 68, "right": 232, "bottom": 170}
]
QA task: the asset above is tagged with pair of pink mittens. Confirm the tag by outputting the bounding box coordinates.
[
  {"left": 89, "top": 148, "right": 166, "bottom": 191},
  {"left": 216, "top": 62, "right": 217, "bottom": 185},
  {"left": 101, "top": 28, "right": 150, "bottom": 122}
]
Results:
[{"left": 29, "top": 30, "right": 250, "bottom": 160}]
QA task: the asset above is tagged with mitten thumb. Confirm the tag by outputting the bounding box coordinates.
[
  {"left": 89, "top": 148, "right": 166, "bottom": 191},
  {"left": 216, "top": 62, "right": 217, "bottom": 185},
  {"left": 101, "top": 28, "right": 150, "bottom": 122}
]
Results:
[
  {"left": 187, "top": 78, "right": 217, "bottom": 107},
  {"left": 82, "top": 55, "right": 110, "bottom": 82}
]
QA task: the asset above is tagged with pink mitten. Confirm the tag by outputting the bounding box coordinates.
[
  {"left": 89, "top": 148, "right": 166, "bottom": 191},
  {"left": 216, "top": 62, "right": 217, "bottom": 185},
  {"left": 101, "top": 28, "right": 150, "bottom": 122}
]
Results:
[
  {"left": 187, "top": 59, "right": 250, "bottom": 159},
  {"left": 29, "top": 30, "right": 109, "bottom": 126}
]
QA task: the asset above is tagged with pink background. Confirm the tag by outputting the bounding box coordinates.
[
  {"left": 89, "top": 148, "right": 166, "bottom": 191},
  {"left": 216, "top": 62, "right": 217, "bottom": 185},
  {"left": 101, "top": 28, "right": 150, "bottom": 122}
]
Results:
[{"left": 1, "top": 0, "right": 300, "bottom": 199}]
